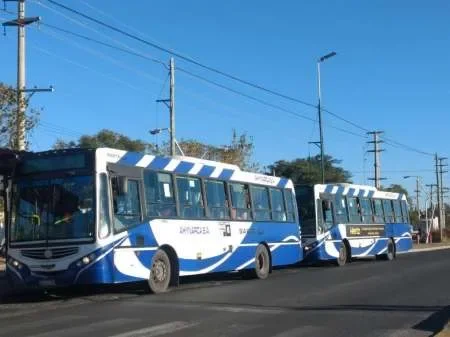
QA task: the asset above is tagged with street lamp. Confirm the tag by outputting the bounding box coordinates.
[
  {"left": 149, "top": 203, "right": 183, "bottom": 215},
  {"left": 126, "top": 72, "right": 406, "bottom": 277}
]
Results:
[
  {"left": 317, "top": 51, "right": 337, "bottom": 184},
  {"left": 149, "top": 128, "right": 185, "bottom": 156}
]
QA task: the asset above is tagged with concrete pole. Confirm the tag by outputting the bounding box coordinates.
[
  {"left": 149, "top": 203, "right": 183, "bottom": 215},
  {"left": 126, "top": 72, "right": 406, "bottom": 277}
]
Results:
[
  {"left": 169, "top": 57, "right": 175, "bottom": 157},
  {"left": 16, "top": 0, "right": 26, "bottom": 151}
]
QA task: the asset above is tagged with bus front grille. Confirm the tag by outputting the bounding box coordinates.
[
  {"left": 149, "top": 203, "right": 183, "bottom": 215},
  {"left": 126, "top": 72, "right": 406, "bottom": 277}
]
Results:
[{"left": 21, "top": 247, "right": 79, "bottom": 260}]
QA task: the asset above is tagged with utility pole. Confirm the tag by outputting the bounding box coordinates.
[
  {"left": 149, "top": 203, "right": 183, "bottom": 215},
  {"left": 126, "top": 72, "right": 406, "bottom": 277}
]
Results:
[
  {"left": 169, "top": 57, "right": 175, "bottom": 157},
  {"left": 435, "top": 154, "right": 442, "bottom": 240},
  {"left": 367, "top": 131, "right": 385, "bottom": 189},
  {"left": 2, "top": 0, "right": 52, "bottom": 151},
  {"left": 438, "top": 157, "right": 448, "bottom": 239},
  {"left": 156, "top": 57, "right": 176, "bottom": 156}
]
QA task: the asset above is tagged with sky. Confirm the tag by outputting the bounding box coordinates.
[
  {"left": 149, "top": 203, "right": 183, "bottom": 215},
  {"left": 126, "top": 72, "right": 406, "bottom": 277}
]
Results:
[{"left": 0, "top": 0, "right": 449, "bottom": 206}]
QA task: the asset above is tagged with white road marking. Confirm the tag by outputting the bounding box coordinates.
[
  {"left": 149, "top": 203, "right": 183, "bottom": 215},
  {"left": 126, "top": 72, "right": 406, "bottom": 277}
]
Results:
[
  {"left": 27, "top": 318, "right": 138, "bottom": 337},
  {"left": 109, "top": 321, "right": 198, "bottom": 337},
  {"left": 0, "top": 315, "right": 85, "bottom": 335}
]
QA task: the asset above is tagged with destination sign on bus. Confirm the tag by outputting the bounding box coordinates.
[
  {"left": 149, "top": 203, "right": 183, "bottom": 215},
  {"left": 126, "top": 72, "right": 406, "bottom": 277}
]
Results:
[{"left": 346, "top": 225, "right": 385, "bottom": 237}]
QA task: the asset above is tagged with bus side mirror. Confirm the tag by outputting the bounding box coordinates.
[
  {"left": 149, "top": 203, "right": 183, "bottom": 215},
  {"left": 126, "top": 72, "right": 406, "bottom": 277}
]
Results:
[{"left": 116, "top": 176, "right": 128, "bottom": 196}]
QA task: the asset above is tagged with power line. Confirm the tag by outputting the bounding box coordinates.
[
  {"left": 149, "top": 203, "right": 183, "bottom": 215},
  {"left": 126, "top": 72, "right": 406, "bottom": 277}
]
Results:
[
  {"left": 44, "top": 0, "right": 318, "bottom": 109},
  {"left": 22, "top": 18, "right": 368, "bottom": 140},
  {"left": 2, "top": 4, "right": 439, "bottom": 157}
]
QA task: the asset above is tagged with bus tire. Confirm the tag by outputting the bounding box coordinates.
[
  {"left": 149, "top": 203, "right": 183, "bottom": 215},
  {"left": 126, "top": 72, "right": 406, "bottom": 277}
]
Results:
[
  {"left": 254, "top": 244, "right": 271, "bottom": 279},
  {"left": 382, "top": 239, "right": 396, "bottom": 261},
  {"left": 148, "top": 249, "right": 171, "bottom": 294},
  {"left": 336, "top": 242, "right": 348, "bottom": 266}
]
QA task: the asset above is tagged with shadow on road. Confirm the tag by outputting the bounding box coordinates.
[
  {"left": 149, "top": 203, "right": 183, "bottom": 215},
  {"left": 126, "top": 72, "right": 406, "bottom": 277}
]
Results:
[{"left": 413, "top": 305, "right": 450, "bottom": 336}]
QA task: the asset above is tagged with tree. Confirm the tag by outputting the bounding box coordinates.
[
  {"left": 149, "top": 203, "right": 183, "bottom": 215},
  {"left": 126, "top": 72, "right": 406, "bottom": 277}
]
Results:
[
  {"left": 383, "top": 184, "right": 409, "bottom": 196},
  {"left": 53, "top": 129, "right": 156, "bottom": 153},
  {"left": 175, "top": 130, "right": 258, "bottom": 171},
  {"left": 382, "top": 183, "right": 421, "bottom": 225},
  {"left": 268, "top": 155, "right": 352, "bottom": 185},
  {"left": 54, "top": 129, "right": 258, "bottom": 170},
  {"left": 0, "top": 82, "right": 40, "bottom": 149}
]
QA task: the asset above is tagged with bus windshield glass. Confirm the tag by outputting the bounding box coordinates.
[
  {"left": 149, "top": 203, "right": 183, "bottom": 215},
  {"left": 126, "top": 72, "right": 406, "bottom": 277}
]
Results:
[
  {"left": 295, "top": 185, "right": 316, "bottom": 236},
  {"left": 11, "top": 175, "right": 95, "bottom": 242}
]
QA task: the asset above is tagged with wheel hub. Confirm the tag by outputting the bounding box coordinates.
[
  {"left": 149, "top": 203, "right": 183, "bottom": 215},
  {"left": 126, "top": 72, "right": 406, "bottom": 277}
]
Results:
[{"left": 152, "top": 260, "right": 167, "bottom": 283}]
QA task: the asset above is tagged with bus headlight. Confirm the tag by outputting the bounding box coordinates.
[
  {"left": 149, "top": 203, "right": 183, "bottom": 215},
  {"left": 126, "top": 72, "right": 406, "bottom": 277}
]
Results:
[
  {"left": 8, "top": 257, "right": 23, "bottom": 270},
  {"left": 76, "top": 253, "right": 98, "bottom": 268}
]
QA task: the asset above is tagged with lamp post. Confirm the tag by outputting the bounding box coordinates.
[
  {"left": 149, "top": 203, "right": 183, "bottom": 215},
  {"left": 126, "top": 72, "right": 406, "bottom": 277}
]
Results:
[
  {"left": 149, "top": 128, "right": 185, "bottom": 156},
  {"left": 317, "top": 51, "right": 337, "bottom": 183}
]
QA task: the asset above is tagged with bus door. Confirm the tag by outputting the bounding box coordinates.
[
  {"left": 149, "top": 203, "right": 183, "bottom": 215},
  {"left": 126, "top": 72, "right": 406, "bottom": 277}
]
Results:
[
  {"left": 317, "top": 194, "right": 335, "bottom": 236},
  {"left": 0, "top": 149, "right": 20, "bottom": 258}
]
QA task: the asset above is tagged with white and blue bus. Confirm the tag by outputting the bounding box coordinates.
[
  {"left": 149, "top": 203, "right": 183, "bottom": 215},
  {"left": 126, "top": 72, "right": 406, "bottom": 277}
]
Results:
[
  {"left": 1, "top": 148, "right": 302, "bottom": 292},
  {"left": 296, "top": 183, "right": 412, "bottom": 266}
]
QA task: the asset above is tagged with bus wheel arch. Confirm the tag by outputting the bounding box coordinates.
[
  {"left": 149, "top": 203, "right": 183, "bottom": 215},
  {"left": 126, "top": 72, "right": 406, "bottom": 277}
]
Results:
[
  {"left": 159, "top": 244, "right": 179, "bottom": 287},
  {"left": 254, "top": 243, "right": 272, "bottom": 279},
  {"left": 383, "top": 238, "right": 396, "bottom": 261},
  {"left": 336, "top": 239, "right": 351, "bottom": 266},
  {"left": 261, "top": 242, "right": 273, "bottom": 274}
]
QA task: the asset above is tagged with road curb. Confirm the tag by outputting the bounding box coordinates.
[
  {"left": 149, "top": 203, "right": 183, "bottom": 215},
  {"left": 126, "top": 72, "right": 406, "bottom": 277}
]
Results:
[
  {"left": 435, "top": 321, "right": 450, "bottom": 337},
  {"left": 406, "top": 246, "right": 450, "bottom": 254}
]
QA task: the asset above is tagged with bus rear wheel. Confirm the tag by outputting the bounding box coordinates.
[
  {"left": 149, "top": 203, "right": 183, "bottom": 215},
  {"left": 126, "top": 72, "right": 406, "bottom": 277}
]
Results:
[
  {"left": 254, "top": 244, "right": 271, "bottom": 279},
  {"left": 336, "top": 242, "right": 348, "bottom": 266},
  {"left": 382, "top": 239, "right": 396, "bottom": 261},
  {"left": 148, "top": 249, "right": 171, "bottom": 294}
]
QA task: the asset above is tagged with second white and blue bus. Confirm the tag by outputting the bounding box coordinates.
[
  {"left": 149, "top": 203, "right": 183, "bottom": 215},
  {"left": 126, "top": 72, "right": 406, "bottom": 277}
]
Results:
[{"left": 295, "top": 183, "right": 413, "bottom": 266}]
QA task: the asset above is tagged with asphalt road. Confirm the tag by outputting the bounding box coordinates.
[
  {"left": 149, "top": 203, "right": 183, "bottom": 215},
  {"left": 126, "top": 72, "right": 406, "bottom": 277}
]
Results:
[{"left": 0, "top": 250, "right": 449, "bottom": 337}]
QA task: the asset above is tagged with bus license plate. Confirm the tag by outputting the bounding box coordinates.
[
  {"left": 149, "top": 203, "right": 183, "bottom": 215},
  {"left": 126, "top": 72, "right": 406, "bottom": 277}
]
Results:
[{"left": 39, "top": 279, "right": 55, "bottom": 287}]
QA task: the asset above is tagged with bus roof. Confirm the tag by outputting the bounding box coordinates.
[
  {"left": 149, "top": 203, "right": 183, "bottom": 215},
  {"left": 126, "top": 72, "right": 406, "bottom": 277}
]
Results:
[
  {"left": 314, "top": 183, "right": 407, "bottom": 201},
  {"left": 96, "top": 148, "right": 294, "bottom": 189}
]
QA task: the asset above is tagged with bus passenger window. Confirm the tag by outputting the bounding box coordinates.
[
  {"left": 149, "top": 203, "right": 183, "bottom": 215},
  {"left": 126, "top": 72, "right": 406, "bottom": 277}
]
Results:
[
  {"left": 205, "top": 180, "right": 230, "bottom": 220},
  {"left": 176, "top": 176, "right": 205, "bottom": 218},
  {"left": 270, "top": 188, "right": 286, "bottom": 221},
  {"left": 284, "top": 189, "right": 296, "bottom": 222},
  {"left": 334, "top": 195, "right": 348, "bottom": 223},
  {"left": 144, "top": 171, "right": 177, "bottom": 217},
  {"left": 360, "top": 198, "right": 373, "bottom": 224},
  {"left": 112, "top": 177, "right": 141, "bottom": 232},
  {"left": 229, "top": 183, "right": 252, "bottom": 220},
  {"left": 373, "top": 199, "right": 384, "bottom": 223},
  {"left": 347, "top": 197, "right": 361, "bottom": 223},
  {"left": 321, "top": 199, "right": 334, "bottom": 229},
  {"left": 250, "top": 186, "right": 271, "bottom": 221}
]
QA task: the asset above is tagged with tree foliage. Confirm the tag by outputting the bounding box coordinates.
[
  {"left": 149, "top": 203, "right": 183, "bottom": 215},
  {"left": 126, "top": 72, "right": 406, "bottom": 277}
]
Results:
[
  {"left": 383, "top": 184, "right": 409, "bottom": 197},
  {"left": 0, "top": 82, "right": 40, "bottom": 149},
  {"left": 268, "top": 155, "right": 352, "bottom": 185},
  {"left": 176, "top": 130, "right": 257, "bottom": 171},
  {"left": 52, "top": 129, "right": 257, "bottom": 170},
  {"left": 53, "top": 129, "right": 156, "bottom": 153}
]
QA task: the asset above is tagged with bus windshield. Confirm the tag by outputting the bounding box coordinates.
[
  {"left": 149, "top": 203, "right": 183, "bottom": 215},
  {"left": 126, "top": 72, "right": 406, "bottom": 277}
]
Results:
[
  {"left": 295, "top": 185, "right": 317, "bottom": 236},
  {"left": 11, "top": 175, "right": 95, "bottom": 242}
]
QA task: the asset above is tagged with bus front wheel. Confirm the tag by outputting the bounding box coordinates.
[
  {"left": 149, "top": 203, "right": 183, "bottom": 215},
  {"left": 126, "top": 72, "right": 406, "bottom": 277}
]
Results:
[
  {"left": 382, "top": 239, "right": 396, "bottom": 261},
  {"left": 148, "top": 249, "right": 171, "bottom": 294},
  {"left": 254, "top": 244, "right": 271, "bottom": 279},
  {"left": 336, "top": 242, "right": 348, "bottom": 266}
]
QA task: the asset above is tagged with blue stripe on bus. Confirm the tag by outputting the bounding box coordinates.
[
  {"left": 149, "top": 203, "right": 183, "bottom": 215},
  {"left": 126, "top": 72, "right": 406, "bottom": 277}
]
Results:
[
  {"left": 118, "top": 152, "right": 144, "bottom": 166},
  {"left": 148, "top": 157, "right": 172, "bottom": 171},
  {"left": 277, "top": 178, "right": 289, "bottom": 188},
  {"left": 336, "top": 186, "right": 345, "bottom": 195},
  {"left": 174, "top": 161, "right": 195, "bottom": 174},
  {"left": 218, "top": 169, "right": 234, "bottom": 181},
  {"left": 368, "top": 191, "right": 375, "bottom": 198},
  {"left": 348, "top": 188, "right": 356, "bottom": 196},
  {"left": 325, "top": 185, "right": 334, "bottom": 193},
  {"left": 358, "top": 190, "right": 366, "bottom": 198},
  {"left": 198, "top": 165, "right": 215, "bottom": 177}
]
